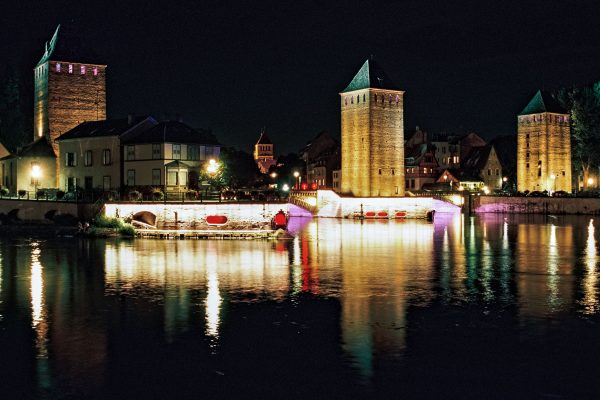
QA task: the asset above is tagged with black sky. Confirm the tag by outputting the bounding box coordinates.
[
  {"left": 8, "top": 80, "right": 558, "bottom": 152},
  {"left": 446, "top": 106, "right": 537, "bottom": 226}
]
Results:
[{"left": 2, "top": 0, "right": 600, "bottom": 154}]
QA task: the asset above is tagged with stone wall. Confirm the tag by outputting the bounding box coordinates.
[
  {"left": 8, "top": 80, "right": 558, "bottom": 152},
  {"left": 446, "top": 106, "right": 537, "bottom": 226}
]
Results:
[
  {"left": 341, "top": 89, "right": 405, "bottom": 197},
  {"left": 104, "top": 203, "right": 288, "bottom": 230},
  {"left": 517, "top": 113, "right": 571, "bottom": 193},
  {"left": 475, "top": 196, "right": 600, "bottom": 214},
  {"left": 0, "top": 199, "right": 94, "bottom": 222}
]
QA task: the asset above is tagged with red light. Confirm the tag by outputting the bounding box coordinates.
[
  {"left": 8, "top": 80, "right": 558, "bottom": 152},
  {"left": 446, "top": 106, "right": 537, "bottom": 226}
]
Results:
[
  {"left": 310, "top": 183, "right": 318, "bottom": 190},
  {"left": 300, "top": 183, "right": 308, "bottom": 190}
]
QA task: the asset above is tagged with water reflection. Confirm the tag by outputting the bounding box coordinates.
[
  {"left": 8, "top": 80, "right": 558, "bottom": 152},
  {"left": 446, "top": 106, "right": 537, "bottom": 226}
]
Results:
[
  {"left": 581, "top": 219, "right": 599, "bottom": 314},
  {"left": 1, "top": 216, "right": 600, "bottom": 398}
]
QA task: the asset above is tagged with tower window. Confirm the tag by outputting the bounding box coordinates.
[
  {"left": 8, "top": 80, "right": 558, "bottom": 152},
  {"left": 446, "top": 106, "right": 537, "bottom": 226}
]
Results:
[
  {"left": 378, "top": 169, "right": 382, "bottom": 175},
  {"left": 68, "top": 64, "right": 73, "bottom": 74},
  {"left": 526, "top": 163, "right": 529, "bottom": 169},
  {"left": 363, "top": 94, "right": 366, "bottom": 102},
  {"left": 80, "top": 65, "right": 86, "bottom": 75},
  {"left": 374, "top": 94, "right": 377, "bottom": 102},
  {"left": 357, "top": 95, "right": 360, "bottom": 104},
  {"left": 391, "top": 169, "right": 395, "bottom": 175},
  {"left": 56, "top": 63, "right": 61, "bottom": 72},
  {"left": 93, "top": 67, "right": 98, "bottom": 76},
  {"left": 351, "top": 97, "right": 354, "bottom": 104}
]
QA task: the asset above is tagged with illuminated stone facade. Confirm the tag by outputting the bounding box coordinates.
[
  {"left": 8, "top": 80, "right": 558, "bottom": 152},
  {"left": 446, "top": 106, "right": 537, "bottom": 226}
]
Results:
[
  {"left": 253, "top": 130, "right": 276, "bottom": 173},
  {"left": 33, "top": 25, "right": 107, "bottom": 159},
  {"left": 340, "top": 59, "right": 405, "bottom": 197},
  {"left": 517, "top": 90, "right": 571, "bottom": 193}
]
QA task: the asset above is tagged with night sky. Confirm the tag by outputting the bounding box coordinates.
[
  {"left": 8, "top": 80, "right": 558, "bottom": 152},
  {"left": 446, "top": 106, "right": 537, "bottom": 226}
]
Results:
[{"left": 2, "top": 0, "right": 600, "bottom": 154}]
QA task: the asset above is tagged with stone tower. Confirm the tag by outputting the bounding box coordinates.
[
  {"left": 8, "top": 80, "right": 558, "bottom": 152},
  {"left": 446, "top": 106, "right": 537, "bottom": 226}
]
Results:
[
  {"left": 340, "top": 58, "right": 405, "bottom": 197},
  {"left": 517, "top": 90, "right": 572, "bottom": 193},
  {"left": 253, "top": 129, "right": 276, "bottom": 173},
  {"left": 34, "top": 25, "right": 107, "bottom": 156}
]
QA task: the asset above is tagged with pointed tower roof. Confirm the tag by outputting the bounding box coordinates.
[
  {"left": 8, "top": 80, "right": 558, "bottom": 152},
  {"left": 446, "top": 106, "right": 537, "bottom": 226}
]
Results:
[
  {"left": 256, "top": 130, "right": 272, "bottom": 145},
  {"left": 341, "top": 58, "right": 400, "bottom": 93},
  {"left": 519, "top": 90, "right": 566, "bottom": 115},
  {"left": 37, "top": 24, "right": 104, "bottom": 66}
]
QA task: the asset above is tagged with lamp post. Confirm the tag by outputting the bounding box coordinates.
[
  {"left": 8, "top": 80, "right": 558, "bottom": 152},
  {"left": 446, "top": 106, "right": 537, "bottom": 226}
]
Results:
[
  {"left": 293, "top": 171, "right": 300, "bottom": 190},
  {"left": 31, "top": 164, "right": 41, "bottom": 199}
]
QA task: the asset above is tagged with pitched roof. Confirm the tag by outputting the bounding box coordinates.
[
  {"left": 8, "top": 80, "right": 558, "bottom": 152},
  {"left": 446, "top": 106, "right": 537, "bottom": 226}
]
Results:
[
  {"left": 519, "top": 90, "right": 566, "bottom": 115},
  {"left": 17, "top": 136, "right": 56, "bottom": 158},
  {"left": 462, "top": 144, "right": 493, "bottom": 172},
  {"left": 256, "top": 130, "right": 272, "bottom": 145},
  {"left": 56, "top": 116, "right": 155, "bottom": 140},
  {"left": 37, "top": 24, "right": 104, "bottom": 67},
  {"left": 121, "top": 121, "right": 221, "bottom": 145},
  {"left": 341, "top": 58, "right": 401, "bottom": 93}
]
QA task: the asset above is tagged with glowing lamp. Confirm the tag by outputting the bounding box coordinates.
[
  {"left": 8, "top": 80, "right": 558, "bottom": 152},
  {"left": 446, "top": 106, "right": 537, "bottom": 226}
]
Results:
[
  {"left": 502, "top": 176, "right": 508, "bottom": 182},
  {"left": 270, "top": 172, "right": 277, "bottom": 178},
  {"left": 31, "top": 165, "right": 41, "bottom": 179},
  {"left": 588, "top": 178, "right": 594, "bottom": 186},
  {"left": 300, "top": 183, "right": 308, "bottom": 190},
  {"left": 282, "top": 184, "right": 290, "bottom": 192},
  {"left": 293, "top": 171, "right": 300, "bottom": 178},
  {"left": 207, "top": 159, "right": 218, "bottom": 174},
  {"left": 310, "top": 182, "right": 318, "bottom": 190}
]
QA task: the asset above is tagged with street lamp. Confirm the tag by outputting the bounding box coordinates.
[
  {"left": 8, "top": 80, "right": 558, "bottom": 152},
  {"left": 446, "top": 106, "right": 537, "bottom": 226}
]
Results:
[
  {"left": 270, "top": 171, "right": 277, "bottom": 179},
  {"left": 587, "top": 177, "right": 594, "bottom": 188},
  {"left": 281, "top": 183, "right": 290, "bottom": 192},
  {"left": 31, "top": 164, "right": 41, "bottom": 199},
  {"left": 293, "top": 171, "right": 300, "bottom": 190},
  {"left": 207, "top": 159, "right": 218, "bottom": 174}
]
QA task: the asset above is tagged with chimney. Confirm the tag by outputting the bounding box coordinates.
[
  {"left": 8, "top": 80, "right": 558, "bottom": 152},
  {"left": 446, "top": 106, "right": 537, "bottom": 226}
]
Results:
[{"left": 127, "top": 114, "right": 135, "bottom": 125}]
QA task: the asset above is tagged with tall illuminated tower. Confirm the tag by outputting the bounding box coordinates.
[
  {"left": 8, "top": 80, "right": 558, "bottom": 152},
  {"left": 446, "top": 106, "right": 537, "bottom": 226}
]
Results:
[
  {"left": 34, "top": 25, "right": 107, "bottom": 156},
  {"left": 340, "top": 58, "right": 405, "bottom": 197},
  {"left": 517, "top": 90, "right": 572, "bottom": 193}
]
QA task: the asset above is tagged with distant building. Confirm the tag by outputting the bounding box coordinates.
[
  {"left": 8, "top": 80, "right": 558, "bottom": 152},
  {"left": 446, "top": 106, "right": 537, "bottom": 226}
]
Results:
[
  {"left": 340, "top": 58, "right": 405, "bottom": 197},
  {"left": 299, "top": 131, "right": 340, "bottom": 189},
  {"left": 431, "top": 132, "right": 486, "bottom": 170},
  {"left": 461, "top": 144, "right": 503, "bottom": 190},
  {"left": 404, "top": 143, "right": 438, "bottom": 191},
  {"left": 517, "top": 90, "right": 572, "bottom": 193},
  {"left": 253, "top": 130, "right": 276, "bottom": 174},
  {"left": 56, "top": 117, "right": 220, "bottom": 193},
  {"left": 0, "top": 137, "right": 56, "bottom": 194},
  {"left": 33, "top": 25, "right": 107, "bottom": 184}
]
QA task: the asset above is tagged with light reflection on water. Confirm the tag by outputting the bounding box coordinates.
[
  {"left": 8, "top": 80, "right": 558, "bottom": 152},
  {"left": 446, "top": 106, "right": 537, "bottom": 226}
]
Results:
[{"left": 1, "top": 214, "right": 600, "bottom": 398}]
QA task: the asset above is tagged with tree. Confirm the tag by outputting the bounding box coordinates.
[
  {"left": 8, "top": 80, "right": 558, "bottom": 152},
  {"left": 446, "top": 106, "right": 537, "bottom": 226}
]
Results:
[
  {"left": 218, "top": 147, "right": 261, "bottom": 188},
  {"left": 557, "top": 84, "right": 600, "bottom": 190},
  {"left": 0, "top": 65, "right": 30, "bottom": 151}
]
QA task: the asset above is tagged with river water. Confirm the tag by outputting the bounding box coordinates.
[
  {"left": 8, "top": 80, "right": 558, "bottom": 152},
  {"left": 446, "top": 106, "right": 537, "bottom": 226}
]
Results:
[{"left": 1, "top": 214, "right": 600, "bottom": 399}]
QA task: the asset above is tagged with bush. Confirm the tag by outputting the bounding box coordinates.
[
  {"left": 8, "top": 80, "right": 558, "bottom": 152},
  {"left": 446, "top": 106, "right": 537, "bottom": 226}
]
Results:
[
  {"left": 186, "top": 190, "right": 198, "bottom": 200},
  {"left": 119, "top": 223, "right": 136, "bottom": 237},
  {"left": 128, "top": 190, "right": 141, "bottom": 201},
  {"left": 94, "top": 215, "right": 123, "bottom": 229},
  {"left": 36, "top": 189, "right": 46, "bottom": 199},
  {"left": 0, "top": 187, "right": 8, "bottom": 196},
  {"left": 152, "top": 190, "right": 164, "bottom": 201},
  {"left": 18, "top": 190, "right": 26, "bottom": 198},
  {"left": 56, "top": 190, "right": 65, "bottom": 200}
]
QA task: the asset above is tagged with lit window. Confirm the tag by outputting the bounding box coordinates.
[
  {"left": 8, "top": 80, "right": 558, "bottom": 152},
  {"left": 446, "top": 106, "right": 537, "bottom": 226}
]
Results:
[
  {"left": 103, "top": 176, "right": 111, "bottom": 190},
  {"left": 80, "top": 65, "right": 86, "bottom": 74},
  {"left": 93, "top": 67, "right": 98, "bottom": 76},
  {"left": 84, "top": 150, "right": 93, "bottom": 166},
  {"left": 102, "top": 149, "right": 111, "bottom": 165},
  {"left": 152, "top": 169, "right": 161, "bottom": 185},
  {"left": 127, "top": 170, "right": 135, "bottom": 186},
  {"left": 173, "top": 144, "right": 181, "bottom": 160},
  {"left": 65, "top": 152, "right": 76, "bottom": 167},
  {"left": 152, "top": 144, "right": 161, "bottom": 159},
  {"left": 56, "top": 63, "right": 61, "bottom": 72},
  {"left": 68, "top": 64, "right": 73, "bottom": 74},
  {"left": 126, "top": 145, "right": 135, "bottom": 161}
]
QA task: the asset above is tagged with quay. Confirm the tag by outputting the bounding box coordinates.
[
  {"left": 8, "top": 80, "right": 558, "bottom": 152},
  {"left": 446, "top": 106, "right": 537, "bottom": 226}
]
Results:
[{"left": 135, "top": 229, "right": 278, "bottom": 240}]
